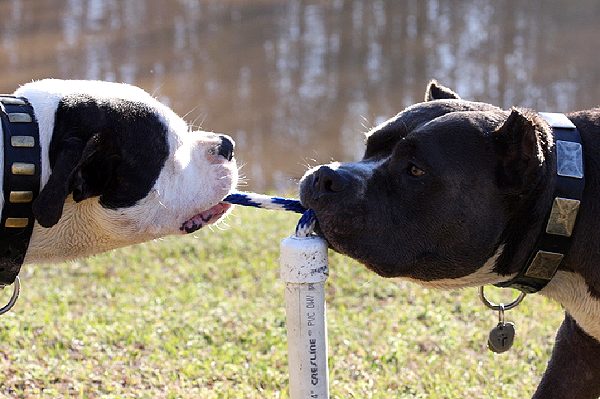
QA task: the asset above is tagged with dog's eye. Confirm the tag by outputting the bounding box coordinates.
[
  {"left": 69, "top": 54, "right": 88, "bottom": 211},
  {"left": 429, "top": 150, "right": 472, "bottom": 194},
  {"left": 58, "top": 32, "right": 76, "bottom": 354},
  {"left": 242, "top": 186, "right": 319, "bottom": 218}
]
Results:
[{"left": 408, "top": 163, "right": 426, "bottom": 177}]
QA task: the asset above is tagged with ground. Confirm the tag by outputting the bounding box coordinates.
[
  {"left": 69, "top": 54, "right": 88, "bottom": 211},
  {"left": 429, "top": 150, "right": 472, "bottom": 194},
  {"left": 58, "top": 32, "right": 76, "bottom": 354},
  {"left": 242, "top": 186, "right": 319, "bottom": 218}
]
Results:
[{"left": 0, "top": 206, "right": 563, "bottom": 398}]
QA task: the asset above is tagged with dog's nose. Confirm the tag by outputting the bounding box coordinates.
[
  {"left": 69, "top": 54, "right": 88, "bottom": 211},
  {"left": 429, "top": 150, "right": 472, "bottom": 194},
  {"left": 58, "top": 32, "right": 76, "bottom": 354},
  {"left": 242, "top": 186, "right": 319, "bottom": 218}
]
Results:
[
  {"left": 217, "top": 135, "right": 235, "bottom": 161},
  {"left": 312, "top": 165, "right": 348, "bottom": 198}
]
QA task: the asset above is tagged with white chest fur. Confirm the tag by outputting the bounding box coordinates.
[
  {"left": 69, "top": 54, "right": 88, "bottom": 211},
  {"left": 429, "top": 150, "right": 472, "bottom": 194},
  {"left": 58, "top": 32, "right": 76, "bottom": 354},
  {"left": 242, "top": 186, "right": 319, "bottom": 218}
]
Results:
[{"left": 542, "top": 271, "right": 600, "bottom": 341}]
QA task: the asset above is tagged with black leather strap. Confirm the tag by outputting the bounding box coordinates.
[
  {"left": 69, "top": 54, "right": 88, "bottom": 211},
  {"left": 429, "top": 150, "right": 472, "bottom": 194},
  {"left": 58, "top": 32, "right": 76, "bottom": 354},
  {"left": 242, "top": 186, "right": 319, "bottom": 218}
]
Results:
[
  {"left": 495, "top": 115, "right": 585, "bottom": 293},
  {"left": 0, "top": 96, "right": 41, "bottom": 286}
]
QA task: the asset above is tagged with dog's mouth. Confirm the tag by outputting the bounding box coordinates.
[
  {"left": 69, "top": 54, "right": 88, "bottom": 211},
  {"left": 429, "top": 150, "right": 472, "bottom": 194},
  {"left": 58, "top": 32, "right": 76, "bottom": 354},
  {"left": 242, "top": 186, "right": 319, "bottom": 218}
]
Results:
[{"left": 180, "top": 202, "right": 232, "bottom": 234}]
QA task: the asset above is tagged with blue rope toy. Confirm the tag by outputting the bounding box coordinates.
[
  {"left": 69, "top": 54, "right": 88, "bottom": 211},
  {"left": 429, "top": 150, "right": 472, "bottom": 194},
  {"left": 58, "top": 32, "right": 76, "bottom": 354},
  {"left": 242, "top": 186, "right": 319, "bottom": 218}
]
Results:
[{"left": 223, "top": 192, "right": 316, "bottom": 237}]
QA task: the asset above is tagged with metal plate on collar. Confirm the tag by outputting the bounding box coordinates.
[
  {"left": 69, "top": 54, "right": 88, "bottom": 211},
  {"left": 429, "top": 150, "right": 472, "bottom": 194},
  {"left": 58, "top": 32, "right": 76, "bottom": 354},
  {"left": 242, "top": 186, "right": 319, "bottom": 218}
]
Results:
[
  {"left": 524, "top": 251, "right": 564, "bottom": 280},
  {"left": 11, "top": 162, "right": 35, "bottom": 176},
  {"left": 546, "top": 197, "right": 580, "bottom": 236},
  {"left": 11, "top": 136, "right": 35, "bottom": 148},
  {"left": 539, "top": 112, "right": 577, "bottom": 129},
  {"left": 9, "top": 191, "right": 33, "bottom": 204},
  {"left": 0, "top": 96, "right": 27, "bottom": 106},
  {"left": 5, "top": 218, "right": 30, "bottom": 228},
  {"left": 556, "top": 140, "right": 583, "bottom": 178},
  {"left": 7, "top": 113, "right": 32, "bottom": 123}
]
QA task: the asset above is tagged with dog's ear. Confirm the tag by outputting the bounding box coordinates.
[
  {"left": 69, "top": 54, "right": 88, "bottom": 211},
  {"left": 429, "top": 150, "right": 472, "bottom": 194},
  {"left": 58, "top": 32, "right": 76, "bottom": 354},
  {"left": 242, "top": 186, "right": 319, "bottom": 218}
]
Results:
[
  {"left": 493, "top": 108, "right": 550, "bottom": 190},
  {"left": 32, "top": 133, "right": 120, "bottom": 228},
  {"left": 424, "top": 80, "right": 461, "bottom": 101},
  {"left": 71, "top": 134, "right": 121, "bottom": 203}
]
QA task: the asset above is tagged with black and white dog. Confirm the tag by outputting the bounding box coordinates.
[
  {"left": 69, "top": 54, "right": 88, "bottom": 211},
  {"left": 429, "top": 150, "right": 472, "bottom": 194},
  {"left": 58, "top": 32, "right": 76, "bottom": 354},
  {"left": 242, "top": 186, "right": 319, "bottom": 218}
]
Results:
[
  {"left": 300, "top": 81, "right": 600, "bottom": 398},
  {"left": 4, "top": 79, "right": 237, "bottom": 264}
]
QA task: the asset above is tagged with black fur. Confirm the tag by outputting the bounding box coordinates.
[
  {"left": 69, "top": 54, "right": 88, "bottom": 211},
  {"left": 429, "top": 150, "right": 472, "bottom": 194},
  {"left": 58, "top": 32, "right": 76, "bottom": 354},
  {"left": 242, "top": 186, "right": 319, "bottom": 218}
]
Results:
[
  {"left": 424, "top": 79, "right": 461, "bottom": 102},
  {"left": 32, "top": 94, "right": 169, "bottom": 227},
  {"left": 303, "top": 101, "right": 513, "bottom": 280},
  {"left": 533, "top": 314, "right": 600, "bottom": 399}
]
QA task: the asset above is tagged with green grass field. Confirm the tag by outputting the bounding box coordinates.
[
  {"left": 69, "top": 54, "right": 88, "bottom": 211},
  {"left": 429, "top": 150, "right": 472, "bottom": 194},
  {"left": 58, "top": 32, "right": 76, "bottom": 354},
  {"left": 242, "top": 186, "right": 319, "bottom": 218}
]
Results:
[{"left": 0, "top": 206, "right": 564, "bottom": 398}]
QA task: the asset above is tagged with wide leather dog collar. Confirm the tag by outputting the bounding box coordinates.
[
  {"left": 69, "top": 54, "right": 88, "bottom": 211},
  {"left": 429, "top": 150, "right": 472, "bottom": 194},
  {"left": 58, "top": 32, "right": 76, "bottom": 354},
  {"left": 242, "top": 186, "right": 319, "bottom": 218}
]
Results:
[
  {"left": 495, "top": 113, "right": 585, "bottom": 294},
  {"left": 0, "top": 95, "right": 41, "bottom": 287}
]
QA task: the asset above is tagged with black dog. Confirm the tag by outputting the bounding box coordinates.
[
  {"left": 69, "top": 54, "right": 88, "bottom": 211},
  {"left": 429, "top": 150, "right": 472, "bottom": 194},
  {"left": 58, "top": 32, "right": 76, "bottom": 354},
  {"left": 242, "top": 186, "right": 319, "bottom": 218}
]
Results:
[{"left": 300, "top": 81, "right": 600, "bottom": 399}]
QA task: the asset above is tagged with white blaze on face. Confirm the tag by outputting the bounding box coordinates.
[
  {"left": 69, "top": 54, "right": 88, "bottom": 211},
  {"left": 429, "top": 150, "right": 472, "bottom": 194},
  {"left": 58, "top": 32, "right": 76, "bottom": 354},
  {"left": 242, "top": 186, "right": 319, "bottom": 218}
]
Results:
[
  {"left": 304, "top": 160, "right": 383, "bottom": 179},
  {"left": 128, "top": 126, "right": 238, "bottom": 236},
  {"left": 301, "top": 159, "right": 385, "bottom": 197}
]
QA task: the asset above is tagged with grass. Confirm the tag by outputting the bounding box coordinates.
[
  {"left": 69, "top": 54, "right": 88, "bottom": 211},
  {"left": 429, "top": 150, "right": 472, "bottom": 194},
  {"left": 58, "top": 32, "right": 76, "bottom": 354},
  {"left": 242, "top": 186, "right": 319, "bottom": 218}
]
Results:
[{"left": 0, "top": 206, "right": 564, "bottom": 398}]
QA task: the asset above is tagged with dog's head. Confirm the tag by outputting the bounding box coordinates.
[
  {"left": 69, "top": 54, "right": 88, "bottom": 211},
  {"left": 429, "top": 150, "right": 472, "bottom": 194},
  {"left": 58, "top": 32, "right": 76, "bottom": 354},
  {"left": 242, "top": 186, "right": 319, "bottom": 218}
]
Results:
[
  {"left": 14, "top": 80, "right": 237, "bottom": 261},
  {"left": 300, "top": 81, "right": 554, "bottom": 287}
]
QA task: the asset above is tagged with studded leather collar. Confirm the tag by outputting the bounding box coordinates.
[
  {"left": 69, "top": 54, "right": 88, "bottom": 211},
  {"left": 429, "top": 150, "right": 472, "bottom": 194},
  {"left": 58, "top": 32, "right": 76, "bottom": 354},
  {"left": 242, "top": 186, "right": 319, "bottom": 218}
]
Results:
[
  {"left": 0, "top": 95, "right": 41, "bottom": 286},
  {"left": 495, "top": 113, "right": 585, "bottom": 294}
]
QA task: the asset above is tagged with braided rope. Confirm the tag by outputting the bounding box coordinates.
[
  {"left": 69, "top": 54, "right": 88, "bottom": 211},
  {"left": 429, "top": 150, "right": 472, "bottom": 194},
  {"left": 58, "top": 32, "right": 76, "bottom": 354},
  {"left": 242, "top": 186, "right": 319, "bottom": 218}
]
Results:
[{"left": 223, "top": 192, "right": 316, "bottom": 237}]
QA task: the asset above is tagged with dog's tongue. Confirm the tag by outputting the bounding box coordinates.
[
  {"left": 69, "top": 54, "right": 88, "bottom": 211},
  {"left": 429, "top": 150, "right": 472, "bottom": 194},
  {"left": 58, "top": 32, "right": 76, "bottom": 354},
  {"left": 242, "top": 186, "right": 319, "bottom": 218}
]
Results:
[{"left": 181, "top": 203, "right": 231, "bottom": 233}]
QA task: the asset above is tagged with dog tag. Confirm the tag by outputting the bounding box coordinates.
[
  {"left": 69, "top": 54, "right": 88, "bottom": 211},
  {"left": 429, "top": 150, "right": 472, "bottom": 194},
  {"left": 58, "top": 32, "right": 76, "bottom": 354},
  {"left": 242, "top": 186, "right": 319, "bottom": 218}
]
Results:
[{"left": 487, "top": 322, "right": 515, "bottom": 353}]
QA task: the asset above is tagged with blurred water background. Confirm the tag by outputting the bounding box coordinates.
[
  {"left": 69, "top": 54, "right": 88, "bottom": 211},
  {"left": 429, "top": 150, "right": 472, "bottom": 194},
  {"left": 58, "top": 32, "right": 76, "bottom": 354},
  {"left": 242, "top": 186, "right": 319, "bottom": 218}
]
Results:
[{"left": 1, "top": 0, "right": 599, "bottom": 192}]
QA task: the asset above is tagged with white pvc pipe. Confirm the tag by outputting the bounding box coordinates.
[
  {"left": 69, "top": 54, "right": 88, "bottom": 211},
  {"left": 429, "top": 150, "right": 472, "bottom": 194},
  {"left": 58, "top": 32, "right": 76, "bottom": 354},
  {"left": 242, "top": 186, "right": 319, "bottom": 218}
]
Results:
[{"left": 280, "top": 235, "right": 330, "bottom": 399}]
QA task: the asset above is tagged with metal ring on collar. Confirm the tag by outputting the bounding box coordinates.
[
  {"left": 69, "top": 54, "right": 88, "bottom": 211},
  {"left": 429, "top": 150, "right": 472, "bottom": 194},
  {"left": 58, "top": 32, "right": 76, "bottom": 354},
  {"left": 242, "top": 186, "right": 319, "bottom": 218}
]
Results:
[
  {"left": 479, "top": 285, "right": 526, "bottom": 311},
  {"left": 0, "top": 276, "right": 20, "bottom": 315}
]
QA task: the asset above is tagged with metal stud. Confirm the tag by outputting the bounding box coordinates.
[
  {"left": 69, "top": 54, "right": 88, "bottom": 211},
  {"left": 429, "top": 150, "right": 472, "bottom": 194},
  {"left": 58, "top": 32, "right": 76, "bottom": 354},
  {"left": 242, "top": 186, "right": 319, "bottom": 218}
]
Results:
[
  {"left": 539, "top": 112, "right": 577, "bottom": 129},
  {"left": 556, "top": 140, "right": 584, "bottom": 179},
  {"left": 11, "top": 163, "right": 35, "bottom": 175},
  {"left": 11, "top": 136, "right": 35, "bottom": 148},
  {"left": 7, "top": 113, "right": 32, "bottom": 123},
  {"left": 0, "top": 97, "right": 27, "bottom": 106},
  {"left": 524, "top": 251, "right": 564, "bottom": 280},
  {"left": 5, "top": 218, "right": 29, "bottom": 228},
  {"left": 546, "top": 197, "right": 580, "bottom": 237},
  {"left": 9, "top": 191, "right": 33, "bottom": 204}
]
